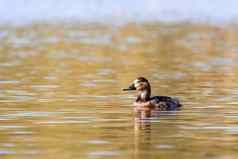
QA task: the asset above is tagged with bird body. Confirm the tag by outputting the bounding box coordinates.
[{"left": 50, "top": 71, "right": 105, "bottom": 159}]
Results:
[{"left": 123, "top": 77, "right": 182, "bottom": 115}]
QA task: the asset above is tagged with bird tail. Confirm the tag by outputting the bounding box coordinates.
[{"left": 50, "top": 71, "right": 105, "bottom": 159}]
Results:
[{"left": 173, "top": 97, "right": 182, "bottom": 107}]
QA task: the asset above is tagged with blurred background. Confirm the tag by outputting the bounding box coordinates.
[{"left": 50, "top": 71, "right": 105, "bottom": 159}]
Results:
[
  {"left": 1, "top": 1, "right": 238, "bottom": 159},
  {"left": 1, "top": 0, "right": 238, "bottom": 23}
]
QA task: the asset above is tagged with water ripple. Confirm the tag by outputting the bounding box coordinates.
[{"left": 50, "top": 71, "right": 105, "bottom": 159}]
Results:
[{"left": 88, "top": 150, "right": 120, "bottom": 157}]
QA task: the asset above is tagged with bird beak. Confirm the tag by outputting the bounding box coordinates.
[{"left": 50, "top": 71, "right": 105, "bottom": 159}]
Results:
[{"left": 122, "top": 83, "right": 136, "bottom": 91}]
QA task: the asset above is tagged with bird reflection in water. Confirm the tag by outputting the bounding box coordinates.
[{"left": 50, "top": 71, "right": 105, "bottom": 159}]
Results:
[{"left": 133, "top": 111, "right": 178, "bottom": 159}]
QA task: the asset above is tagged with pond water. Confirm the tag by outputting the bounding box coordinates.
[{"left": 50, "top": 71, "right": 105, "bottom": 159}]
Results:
[{"left": 1, "top": 22, "right": 238, "bottom": 159}]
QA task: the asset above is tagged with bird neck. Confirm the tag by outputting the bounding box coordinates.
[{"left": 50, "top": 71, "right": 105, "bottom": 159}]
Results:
[{"left": 136, "top": 88, "right": 151, "bottom": 102}]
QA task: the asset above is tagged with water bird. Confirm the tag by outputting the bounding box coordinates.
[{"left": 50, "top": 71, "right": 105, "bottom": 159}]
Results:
[{"left": 123, "top": 77, "right": 182, "bottom": 114}]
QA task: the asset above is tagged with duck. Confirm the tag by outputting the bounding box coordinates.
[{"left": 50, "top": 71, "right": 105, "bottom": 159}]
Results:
[{"left": 123, "top": 77, "right": 182, "bottom": 113}]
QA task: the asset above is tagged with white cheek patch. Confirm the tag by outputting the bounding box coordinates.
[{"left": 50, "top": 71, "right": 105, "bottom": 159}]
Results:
[
  {"left": 134, "top": 83, "right": 140, "bottom": 88},
  {"left": 133, "top": 79, "right": 140, "bottom": 87}
]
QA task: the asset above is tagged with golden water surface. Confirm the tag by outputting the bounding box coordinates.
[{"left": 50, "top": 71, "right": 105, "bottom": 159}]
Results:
[{"left": 1, "top": 22, "right": 238, "bottom": 159}]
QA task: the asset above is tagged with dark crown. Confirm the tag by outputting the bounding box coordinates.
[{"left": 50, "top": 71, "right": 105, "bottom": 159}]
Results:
[{"left": 137, "top": 77, "right": 149, "bottom": 83}]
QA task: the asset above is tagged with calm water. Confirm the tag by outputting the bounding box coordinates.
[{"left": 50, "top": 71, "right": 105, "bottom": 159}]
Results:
[{"left": 1, "top": 22, "right": 238, "bottom": 159}]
